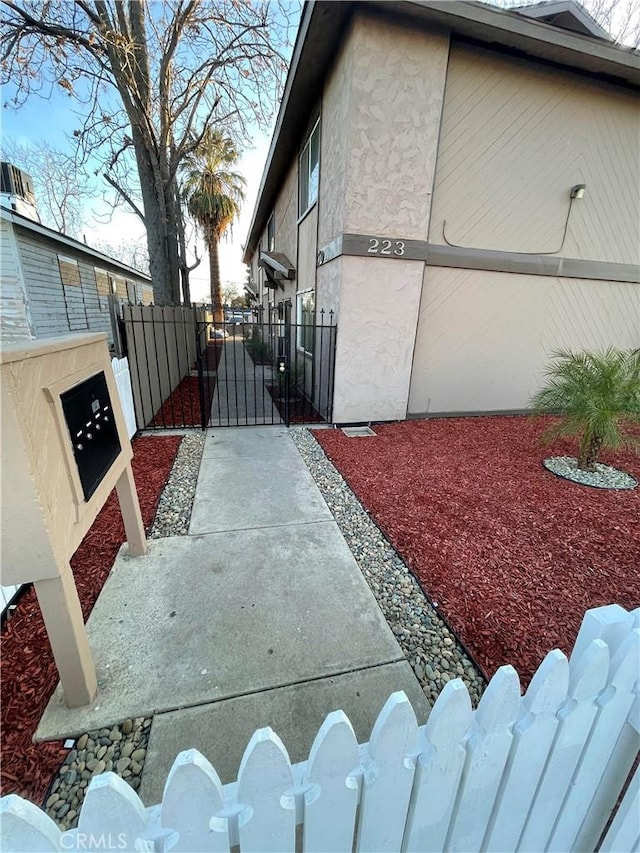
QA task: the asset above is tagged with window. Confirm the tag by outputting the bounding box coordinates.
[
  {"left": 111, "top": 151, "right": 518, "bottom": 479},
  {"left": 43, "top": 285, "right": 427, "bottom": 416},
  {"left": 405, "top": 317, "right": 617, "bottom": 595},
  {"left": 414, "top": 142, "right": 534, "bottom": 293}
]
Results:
[
  {"left": 94, "top": 268, "right": 110, "bottom": 297},
  {"left": 58, "top": 255, "right": 81, "bottom": 288},
  {"left": 298, "top": 120, "right": 320, "bottom": 216},
  {"left": 110, "top": 275, "right": 127, "bottom": 299},
  {"left": 297, "top": 289, "right": 315, "bottom": 355},
  {"left": 267, "top": 213, "right": 275, "bottom": 252}
]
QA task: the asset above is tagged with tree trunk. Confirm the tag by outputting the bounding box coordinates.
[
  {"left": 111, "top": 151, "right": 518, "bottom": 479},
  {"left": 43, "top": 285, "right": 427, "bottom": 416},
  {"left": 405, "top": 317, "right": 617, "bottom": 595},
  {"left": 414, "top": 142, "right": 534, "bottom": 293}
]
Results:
[
  {"left": 124, "top": 123, "right": 178, "bottom": 306},
  {"left": 208, "top": 231, "right": 224, "bottom": 323},
  {"left": 578, "top": 433, "right": 603, "bottom": 471}
]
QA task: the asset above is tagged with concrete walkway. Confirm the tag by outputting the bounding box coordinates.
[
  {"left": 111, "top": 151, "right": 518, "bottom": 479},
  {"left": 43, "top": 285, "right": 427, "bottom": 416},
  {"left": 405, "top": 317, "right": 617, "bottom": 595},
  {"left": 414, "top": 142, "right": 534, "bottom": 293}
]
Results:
[
  {"left": 37, "top": 427, "right": 428, "bottom": 801},
  {"left": 210, "top": 335, "right": 282, "bottom": 426}
]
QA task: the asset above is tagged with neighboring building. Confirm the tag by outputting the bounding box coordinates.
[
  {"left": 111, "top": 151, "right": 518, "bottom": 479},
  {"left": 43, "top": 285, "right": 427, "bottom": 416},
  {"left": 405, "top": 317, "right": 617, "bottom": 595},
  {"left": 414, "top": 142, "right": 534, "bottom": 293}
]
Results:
[
  {"left": 1, "top": 170, "right": 153, "bottom": 346},
  {"left": 243, "top": 0, "right": 640, "bottom": 423}
]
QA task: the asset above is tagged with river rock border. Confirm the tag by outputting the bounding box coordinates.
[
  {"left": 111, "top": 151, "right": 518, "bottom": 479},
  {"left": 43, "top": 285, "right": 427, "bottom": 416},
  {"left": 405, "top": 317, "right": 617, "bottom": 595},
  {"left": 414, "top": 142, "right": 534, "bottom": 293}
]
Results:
[
  {"left": 543, "top": 455, "right": 637, "bottom": 490},
  {"left": 289, "top": 428, "right": 487, "bottom": 707},
  {"left": 44, "top": 432, "right": 205, "bottom": 829}
]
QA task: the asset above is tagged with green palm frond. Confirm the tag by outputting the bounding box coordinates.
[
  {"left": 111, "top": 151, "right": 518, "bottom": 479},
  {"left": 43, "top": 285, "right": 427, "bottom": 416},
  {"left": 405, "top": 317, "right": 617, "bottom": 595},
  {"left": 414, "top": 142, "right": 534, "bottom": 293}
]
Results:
[
  {"left": 182, "top": 128, "right": 246, "bottom": 243},
  {"left": 530, "top": 348, "right": 640, "bottom": 466}
]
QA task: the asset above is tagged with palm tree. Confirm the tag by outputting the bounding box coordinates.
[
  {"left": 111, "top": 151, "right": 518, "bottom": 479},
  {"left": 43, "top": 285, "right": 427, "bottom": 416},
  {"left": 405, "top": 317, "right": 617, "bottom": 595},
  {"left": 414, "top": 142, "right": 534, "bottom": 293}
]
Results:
[
  {"left": 530, "top": 348, "right": 640, "bottom": 470},
  {"left": 183, "top": 129, "right": 245, "bottom": 321}
]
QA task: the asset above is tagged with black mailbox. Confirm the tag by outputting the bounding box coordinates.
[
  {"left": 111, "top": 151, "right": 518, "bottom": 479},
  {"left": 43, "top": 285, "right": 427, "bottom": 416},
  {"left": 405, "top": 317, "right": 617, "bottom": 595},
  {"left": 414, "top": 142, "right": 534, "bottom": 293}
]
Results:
[{"left": 60, "top": 372, "right": 121, "bottom": 501}]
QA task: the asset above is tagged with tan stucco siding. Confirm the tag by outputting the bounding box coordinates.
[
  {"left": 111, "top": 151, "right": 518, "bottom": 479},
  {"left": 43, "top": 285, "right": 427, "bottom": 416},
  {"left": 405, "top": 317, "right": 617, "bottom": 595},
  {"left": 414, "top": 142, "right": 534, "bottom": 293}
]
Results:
[
  {"left": 429, "top": 44, "right": 640, "bottom": 265},
  {"left": 333, "top": 255, "right": 424, "bottom": 422},
  {"left": 318, "top": 27, "right": 353, "bottom": 246},
  {"left": 298, "top": 206, "right": 318, "bottom": 293},
  {"left": 316, "top": 258, "right": 341, "bottom": 318},
  {"left": 273, "top": 160, "right": 298, "bottom": 267},
  {"left": 408, "top": 267, "right": 640, "bottom": 415},
  {"left": 342, "top": 14, "right": 450, "bottom": 240}
]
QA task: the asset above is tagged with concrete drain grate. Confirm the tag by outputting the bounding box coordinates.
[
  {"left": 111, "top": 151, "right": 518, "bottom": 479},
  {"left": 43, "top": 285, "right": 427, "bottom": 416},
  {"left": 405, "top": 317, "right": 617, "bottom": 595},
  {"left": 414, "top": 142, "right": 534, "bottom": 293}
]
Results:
[{"left": 341, "top": 426, "right": 377, "bottom": 437}]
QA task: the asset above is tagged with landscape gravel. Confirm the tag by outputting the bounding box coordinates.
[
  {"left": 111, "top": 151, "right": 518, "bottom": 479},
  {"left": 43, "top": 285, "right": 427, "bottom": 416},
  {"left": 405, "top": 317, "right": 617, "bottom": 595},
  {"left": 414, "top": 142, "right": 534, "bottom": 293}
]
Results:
[
  {"left": 45, "top": 432, "right": 205, "bottom": 830},
  {"left": 290, "top": 428, "right": 487, "bottom": 708},
  {"left": 148, "top": 432, "right": 206, "bottom": 537},
  {"left": 543, "top": 456, "right": 637, "bottom": 490},
  {"left": 45, "top": 426, "right": 485, "bottom": 829}
]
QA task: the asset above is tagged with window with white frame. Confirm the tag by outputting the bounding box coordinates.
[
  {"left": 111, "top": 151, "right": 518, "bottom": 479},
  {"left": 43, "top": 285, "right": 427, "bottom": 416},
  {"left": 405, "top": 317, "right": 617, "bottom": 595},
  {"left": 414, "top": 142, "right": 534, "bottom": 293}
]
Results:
[
  {"left": 297, "top": 289, "right": 315, "bottom": 355},
  {"left": 267, "top": 213, "right": 275, "bottom": 252},
  {"left": 298, "top": 120, "right": 320, "bottom": 217}
]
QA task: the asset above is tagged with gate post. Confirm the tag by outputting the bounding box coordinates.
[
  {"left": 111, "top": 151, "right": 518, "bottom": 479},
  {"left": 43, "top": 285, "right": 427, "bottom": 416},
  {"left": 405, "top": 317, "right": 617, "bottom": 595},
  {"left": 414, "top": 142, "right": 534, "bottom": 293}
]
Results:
[{"left": 195, "top": 318, "right": 207, "bottom": 431}]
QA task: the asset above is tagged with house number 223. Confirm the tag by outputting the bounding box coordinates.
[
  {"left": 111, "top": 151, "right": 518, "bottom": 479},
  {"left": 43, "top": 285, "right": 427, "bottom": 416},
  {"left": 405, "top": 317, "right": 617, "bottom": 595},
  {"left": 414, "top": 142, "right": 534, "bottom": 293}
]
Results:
[{"left": 368, "top": 238, "right": 405, "bottom": 256}]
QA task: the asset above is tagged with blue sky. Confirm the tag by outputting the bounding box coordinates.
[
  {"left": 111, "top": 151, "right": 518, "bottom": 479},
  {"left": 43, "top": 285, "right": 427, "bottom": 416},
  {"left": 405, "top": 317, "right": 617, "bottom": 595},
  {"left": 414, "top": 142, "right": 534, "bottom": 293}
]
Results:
[{"left": 1, "top": 36, "right": 282, "bottom": 302}]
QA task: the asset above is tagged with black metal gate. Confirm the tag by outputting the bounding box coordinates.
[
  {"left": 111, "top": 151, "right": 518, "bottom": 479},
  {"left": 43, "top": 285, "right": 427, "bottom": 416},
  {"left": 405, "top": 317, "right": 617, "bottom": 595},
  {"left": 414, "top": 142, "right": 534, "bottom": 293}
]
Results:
[{"left": 123, "top": 304, "right": 337, "bottom": 430}]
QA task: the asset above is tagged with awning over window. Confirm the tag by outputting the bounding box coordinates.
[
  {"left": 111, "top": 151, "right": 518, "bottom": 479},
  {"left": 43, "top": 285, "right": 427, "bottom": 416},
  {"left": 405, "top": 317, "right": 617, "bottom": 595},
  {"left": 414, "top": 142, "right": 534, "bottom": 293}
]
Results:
[{"left": 259, "top": 251, "right": 296, "bottom": 290}]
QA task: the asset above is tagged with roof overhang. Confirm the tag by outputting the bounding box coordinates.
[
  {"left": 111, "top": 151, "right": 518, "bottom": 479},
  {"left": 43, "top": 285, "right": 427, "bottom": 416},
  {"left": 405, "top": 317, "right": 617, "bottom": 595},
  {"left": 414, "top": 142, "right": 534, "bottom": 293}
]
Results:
[
  {"left": 259, "top": 250, "right": 296, "bottom": 279},
  {"left": 259, "top": 250, "right": 296, "bottom": 290},
  {"left": 0, "top": 203, "right": 152, "bottom": 282},
  {"left": 512, "top": 1, "right": 612, "bottom": 40},
  {"left": 242, "top": 0, "right": 640, "bottom": 264}
]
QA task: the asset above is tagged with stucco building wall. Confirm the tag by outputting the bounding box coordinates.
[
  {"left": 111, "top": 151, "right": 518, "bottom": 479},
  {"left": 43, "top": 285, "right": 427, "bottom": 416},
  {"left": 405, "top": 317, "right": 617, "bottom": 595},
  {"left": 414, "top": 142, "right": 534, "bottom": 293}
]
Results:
[
  {"left": 274, "top": 160, "right": 299, "bottom": 277},
  {"left": 323, "top": 13, "right": 451, "bottom": 420},
  {"left": 318, "top": 27, "right": 353, "bottom": 247},
  {"left": 343, "top": 15, "right": 450, "bottom": 240},
  {"left": 332, "top": 256, "right": 424, "bottom": 422}
]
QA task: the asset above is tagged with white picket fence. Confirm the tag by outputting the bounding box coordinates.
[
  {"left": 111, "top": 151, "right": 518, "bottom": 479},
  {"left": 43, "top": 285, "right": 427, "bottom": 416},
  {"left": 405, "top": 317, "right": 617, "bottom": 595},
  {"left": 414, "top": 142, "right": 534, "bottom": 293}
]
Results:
[
  {"left": 112, "top": 356, "right": 137, "bottom": 439},
  {"left": 2, "top": 604, "right": 638, "bottom": 852}
]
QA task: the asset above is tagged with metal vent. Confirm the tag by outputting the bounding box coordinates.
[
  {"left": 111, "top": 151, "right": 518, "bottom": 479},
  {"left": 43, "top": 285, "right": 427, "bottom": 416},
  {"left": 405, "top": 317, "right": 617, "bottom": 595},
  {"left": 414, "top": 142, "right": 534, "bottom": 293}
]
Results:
[{"left": 341, "top": 426, "right": 377, "bottom": 437}]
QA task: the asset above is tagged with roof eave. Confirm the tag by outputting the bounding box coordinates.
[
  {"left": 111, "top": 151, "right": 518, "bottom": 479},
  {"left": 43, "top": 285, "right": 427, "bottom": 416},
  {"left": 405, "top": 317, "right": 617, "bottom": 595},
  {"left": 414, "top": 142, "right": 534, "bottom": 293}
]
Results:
[
  {"left": 1, "top": 204, "right": 152, "bottom": 282},
  {"left": 242, "top": 0, "right": 640, "bottom": 262}
]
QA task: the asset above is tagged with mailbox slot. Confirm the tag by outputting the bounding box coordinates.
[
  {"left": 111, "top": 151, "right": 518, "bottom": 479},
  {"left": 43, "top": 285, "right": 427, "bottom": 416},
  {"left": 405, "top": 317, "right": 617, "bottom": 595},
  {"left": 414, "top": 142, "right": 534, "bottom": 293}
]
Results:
[{"left": 61, "top": 371, "right": 121, "bottom": 501}]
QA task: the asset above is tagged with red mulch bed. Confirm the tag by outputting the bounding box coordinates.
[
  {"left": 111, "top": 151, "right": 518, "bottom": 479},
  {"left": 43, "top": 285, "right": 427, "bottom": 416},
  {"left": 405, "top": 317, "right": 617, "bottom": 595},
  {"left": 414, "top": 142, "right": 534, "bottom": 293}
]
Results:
[
  {"left": 314, "top": 416, "right": 639, "bottom": 685},
  {"left": 149, "top": 343, "right": 222, "bottom": 428},
  {"left": 0, "top": 435, "right": 181, "bottom": 804}
]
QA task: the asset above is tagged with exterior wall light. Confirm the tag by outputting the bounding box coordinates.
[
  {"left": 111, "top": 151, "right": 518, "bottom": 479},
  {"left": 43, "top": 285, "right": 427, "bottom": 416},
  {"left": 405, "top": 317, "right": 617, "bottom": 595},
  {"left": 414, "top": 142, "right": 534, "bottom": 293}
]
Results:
[{"left": 571, "top": 184, "right": 586, "bottom": 199}]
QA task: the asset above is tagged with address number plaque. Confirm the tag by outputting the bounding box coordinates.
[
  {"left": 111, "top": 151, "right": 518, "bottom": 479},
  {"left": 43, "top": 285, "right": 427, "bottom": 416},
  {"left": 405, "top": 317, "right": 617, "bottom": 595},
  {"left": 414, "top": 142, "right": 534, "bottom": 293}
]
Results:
[{"left": 317, "top": 233, "right": 430, "bottom": 265}]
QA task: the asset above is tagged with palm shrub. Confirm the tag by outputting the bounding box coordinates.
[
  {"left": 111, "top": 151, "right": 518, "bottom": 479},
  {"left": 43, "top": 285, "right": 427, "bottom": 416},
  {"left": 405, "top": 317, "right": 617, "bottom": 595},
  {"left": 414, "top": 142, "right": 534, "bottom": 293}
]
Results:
[
  {"left": 183, "top": 129, "right": 245, "bottom": 322},
  {"left": 530, "top": 348, "right": 640, "bottom": 471}
]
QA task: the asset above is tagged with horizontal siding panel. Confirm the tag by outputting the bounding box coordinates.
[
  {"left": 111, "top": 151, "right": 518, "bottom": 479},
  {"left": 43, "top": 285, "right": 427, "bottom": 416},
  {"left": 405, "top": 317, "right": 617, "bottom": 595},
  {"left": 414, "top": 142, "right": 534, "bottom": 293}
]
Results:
[
  {"left": 0, "top": 220, "right": 32, "bottom": 340},
  {"left": 15, "top": 231, "right": 125, "bottom": 342},
  {"left": 430, "top": 44, "right": 640, "bottom": 265}
]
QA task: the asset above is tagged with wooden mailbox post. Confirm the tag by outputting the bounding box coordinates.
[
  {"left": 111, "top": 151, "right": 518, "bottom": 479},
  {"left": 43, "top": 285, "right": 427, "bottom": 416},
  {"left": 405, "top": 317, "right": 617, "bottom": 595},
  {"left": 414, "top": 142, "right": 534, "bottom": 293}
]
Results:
[{"left": 0, "top": 333, "right": 147, "bottom": 708}]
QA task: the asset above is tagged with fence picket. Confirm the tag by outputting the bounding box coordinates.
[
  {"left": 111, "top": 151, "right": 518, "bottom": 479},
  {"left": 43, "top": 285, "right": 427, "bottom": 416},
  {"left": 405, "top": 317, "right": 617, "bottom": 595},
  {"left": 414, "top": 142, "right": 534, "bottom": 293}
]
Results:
[
  {"left": 77, "top": 772, "right": 147, "bottom": 839},
  {"left": 111, "top": 356, "right": 137, "bottom": 438},
  {"left": 598, "top": 762, "right": 640, "bottom": 853},
  {"left": 445, "top": 666, "right": 521, "bottom": 852},
  {"left": 70, "top": 772, "right": 177, "bottom": 851},
  {"left": 570, "top": 603, "right": 635, "bottom": 664},
  {"left": 236, "top": 727, "right": 295, "bottom": 853},
  {"left": 356, "top": 691, "right": 418, "bottom": 853},
  {"left": 483, "top": 650, "right": 569, "bottom": 852},
  {"left": 573, "top": 692, "right": 640, "bottom": 852},
  {"left": 0, "top": 795, "right": 60, "bottom": 852},
  {"left": 2, "top": 605, "right": 638, "bottom": 853},
  {"left": 402, "top": 680, "right": 473, "bottom": 853},
  {"left": 303, "top": 710, "right": 360, "bottom": 853},
  {"left": 517, "top": 638, "right": 610, "bottom": 851},
  {"left": 571, "top": 607, "right": 640, "bottom": 851},
  {"left": 161, "top": 749, "right": 230, "bottom": 852},
  {"left": 547, "top": 628, "right": 640, "bottom": 852}
]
